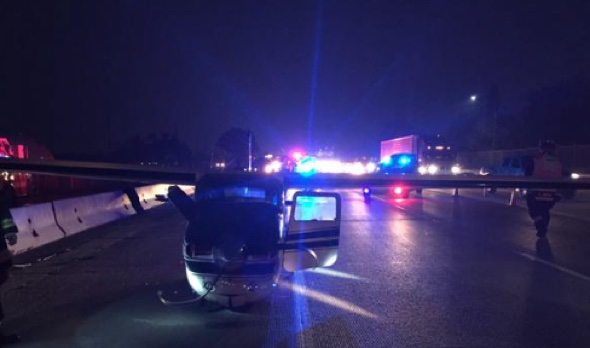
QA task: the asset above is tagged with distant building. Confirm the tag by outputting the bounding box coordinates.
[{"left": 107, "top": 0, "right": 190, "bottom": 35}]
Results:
[{"left": 0, "top": 134, "right": 54, "bottom": 160}]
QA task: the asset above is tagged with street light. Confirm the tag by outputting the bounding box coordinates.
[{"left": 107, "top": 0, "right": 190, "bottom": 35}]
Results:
[{"left": 468, "top": 92, "right": 499, "bottom": 150}]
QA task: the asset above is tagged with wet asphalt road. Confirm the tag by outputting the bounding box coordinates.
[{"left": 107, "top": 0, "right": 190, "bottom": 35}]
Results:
[{"left": 2, "top": 189, "right": 590, "bottom": 348}]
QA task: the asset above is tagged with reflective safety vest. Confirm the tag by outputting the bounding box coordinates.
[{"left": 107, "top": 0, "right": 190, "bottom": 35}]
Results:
[
  {"left": 531, "top": 154, "right": 562, "bottom": 200},
  {"left": 0, "top": 193, "right": 18, "bottom": 264},
  {"left": 0, "top": 217, "right": 16, "bottom": 264},
  {"left": 1, "top": 217, "right": 16, "bottom": 233},
  {"left": 532, "top": 154, "right": 562, "bottom": 179}
]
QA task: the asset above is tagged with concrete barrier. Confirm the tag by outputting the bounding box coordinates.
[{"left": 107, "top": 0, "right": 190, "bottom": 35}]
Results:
[
  {"left": 178, "top": 185, "right": 195, "bottom": 197},
  {"left": 53, "top": 191, "right": 135, "bottom": 235},
  {"left": 7, "top": 184, "right": 195, "bottom": 256},
  {"left": 8, "top": 203, "right": 65, "bottom": 255},
  {"left": 135, "top": 184, "right": 170, "bottom": 210}
]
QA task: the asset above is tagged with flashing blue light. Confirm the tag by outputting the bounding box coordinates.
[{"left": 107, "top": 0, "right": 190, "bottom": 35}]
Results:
[
  {"left": 397, "top": 155, "right": 412, "bottom": 167},
  {"left": 381, "top": 156, "right": 392, "bottom": 166},
  {"left": 295, "top": 156, "right": 317, "bottom": 177}
]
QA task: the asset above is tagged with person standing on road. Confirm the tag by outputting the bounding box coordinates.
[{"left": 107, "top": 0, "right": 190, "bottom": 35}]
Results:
[
  {"left": 523, "top": 140, "right": 563, "bottom": 238},
  {"left": 0, "top": 178, "right": 16, "bottom": 209},
  {"left": 0, "top": 182, "right": 19, "bottom": 345}
]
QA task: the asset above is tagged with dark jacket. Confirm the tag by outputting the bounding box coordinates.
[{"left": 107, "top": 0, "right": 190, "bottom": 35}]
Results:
[{"left": 0, "top": 186, "right": 17, "bottom": 268}]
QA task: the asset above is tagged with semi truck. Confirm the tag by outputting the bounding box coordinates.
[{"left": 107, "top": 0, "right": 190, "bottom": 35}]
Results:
[{"left": 380, "top": 134, "right": 461, "bottom": 175}]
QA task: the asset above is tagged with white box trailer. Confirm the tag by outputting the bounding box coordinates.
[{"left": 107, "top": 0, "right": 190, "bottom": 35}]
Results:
[{"left": 380, "top": 135, "right": 420, "bottom": 162}]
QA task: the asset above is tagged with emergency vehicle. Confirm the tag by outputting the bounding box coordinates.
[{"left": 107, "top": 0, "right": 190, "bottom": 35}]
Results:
[{"left": 0, "top": 137, "right": 30, "bottom": 197}]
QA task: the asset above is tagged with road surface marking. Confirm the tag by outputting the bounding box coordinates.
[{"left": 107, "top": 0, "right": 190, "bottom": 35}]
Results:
[
  {"left": 431, "top": 189, "right": 590, "bottom": 223},
  {"left": 372, "top": 195, "right": 413, "bottom": 214},
  {"left": 514, "top": 251, "right": 590, "bottom": 283}
]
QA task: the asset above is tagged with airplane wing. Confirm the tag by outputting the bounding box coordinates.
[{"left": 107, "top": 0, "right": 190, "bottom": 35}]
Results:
[
  {"left": 283, "top": 173, "right": 590, "bottom": 190},
  {"left": 4, "top": 158, "right": 589, "bottom": 275},
  {"left": 2, "top": 158, "right": 590, "bottom": 190},
  {"left": 0, "top": 158, "right": 197, "bottom": 185}
]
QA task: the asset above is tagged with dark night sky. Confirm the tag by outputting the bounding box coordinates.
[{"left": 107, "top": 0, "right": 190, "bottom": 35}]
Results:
[{"left": 1, "top": 0, "right": 589, "bottom": 156}]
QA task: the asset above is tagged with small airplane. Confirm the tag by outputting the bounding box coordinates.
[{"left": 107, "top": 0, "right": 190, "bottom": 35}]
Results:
[
  {"left": 161, "top": 172, "right": 342, "bottom": 307},
  {"left": 1, "top": 158, "right": 588, "bottom": 308}
]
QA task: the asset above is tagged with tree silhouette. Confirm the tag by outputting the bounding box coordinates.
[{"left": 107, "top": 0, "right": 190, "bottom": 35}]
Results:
[{"left": 115, "top": 133, "right": 192, "bottom": 166}]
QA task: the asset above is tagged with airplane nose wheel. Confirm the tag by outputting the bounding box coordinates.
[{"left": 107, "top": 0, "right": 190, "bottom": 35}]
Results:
[
  {"left": 157, "top": 246, "right": 247, "bottom": 306},
  {"left": 157, "top": 289, "right": 203, "bottom": 306}
]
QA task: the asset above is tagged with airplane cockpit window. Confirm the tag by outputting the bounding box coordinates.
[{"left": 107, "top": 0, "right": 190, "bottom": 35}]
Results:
[
  {"left": 195, "top": 186, "right": 279, "bottom": 205},
  {"left": 294, "top": 196, "right": 337, "bottom": 221},
  {"left": 223, "top": 187, "right": 265, "bottom": 199}
]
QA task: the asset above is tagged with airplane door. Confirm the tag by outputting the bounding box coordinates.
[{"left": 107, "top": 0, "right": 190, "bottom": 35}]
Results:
[{"left": 282, "top": 191, "right": 341, "bottom": 272}]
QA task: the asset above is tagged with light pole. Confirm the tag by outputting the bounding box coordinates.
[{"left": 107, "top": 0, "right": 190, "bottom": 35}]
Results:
[
  {"left": 491, "top": 108, "right": 498, "bottom": 151},
  {"left": 248, "top": 130, "right": 253, "bottom": 172},
  {"left": 469, "top": 93, "right": 498, "bottom": 150}
]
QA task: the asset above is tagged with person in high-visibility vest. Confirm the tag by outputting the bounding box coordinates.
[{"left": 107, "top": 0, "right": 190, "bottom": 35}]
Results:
[
  {"left": 0, "top": 178, "right": 16, "bottom": 209},
  {"left": 523, "top": 140, "right": 563, "bottom": 238},
  {"left": 0, "top": 182, "right": 19, "bottom": 345}
]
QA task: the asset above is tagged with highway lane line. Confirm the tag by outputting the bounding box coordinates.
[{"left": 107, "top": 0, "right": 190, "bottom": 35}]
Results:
[
  {"left": 371, "top": 194, "right": 440, "bottom": 222},
  {"left": 371, "top": 195, "right": 415, "bottom": 215},
  {"left": 293, "top": 271, "right": 311, "bottom": 348},
  {"left": 430, "top": 189, "right": 590, "bottom": 223},
  {"left": 374, "top": 190, "right": 590, "bottom": 283},
  {"left": 372, "top": 190, "right": 590, "bottom": 285},
  {"left": 514, "top": 251, "right": 590, "bottom": 283},
  {"left": 547, "top": 209, "right": 590, "bottom": 223}
]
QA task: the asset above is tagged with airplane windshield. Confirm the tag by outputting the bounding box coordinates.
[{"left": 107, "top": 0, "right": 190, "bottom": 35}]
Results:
[{"left": 195, "top": 186, "right": 278, "bottom": 205}]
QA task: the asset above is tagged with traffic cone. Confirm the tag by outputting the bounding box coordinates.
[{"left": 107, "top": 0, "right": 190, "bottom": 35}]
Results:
[{"left": 509, "top": 189, "right": 517, "bottom": 206}]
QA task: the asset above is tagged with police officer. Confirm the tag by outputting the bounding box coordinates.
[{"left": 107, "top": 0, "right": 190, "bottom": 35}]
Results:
[
  {"left": 0, "top": 181, "right": 18, "bottom": 345},
  {"left": 523, "top": 140, "right": 563, "bottom": 238}
]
